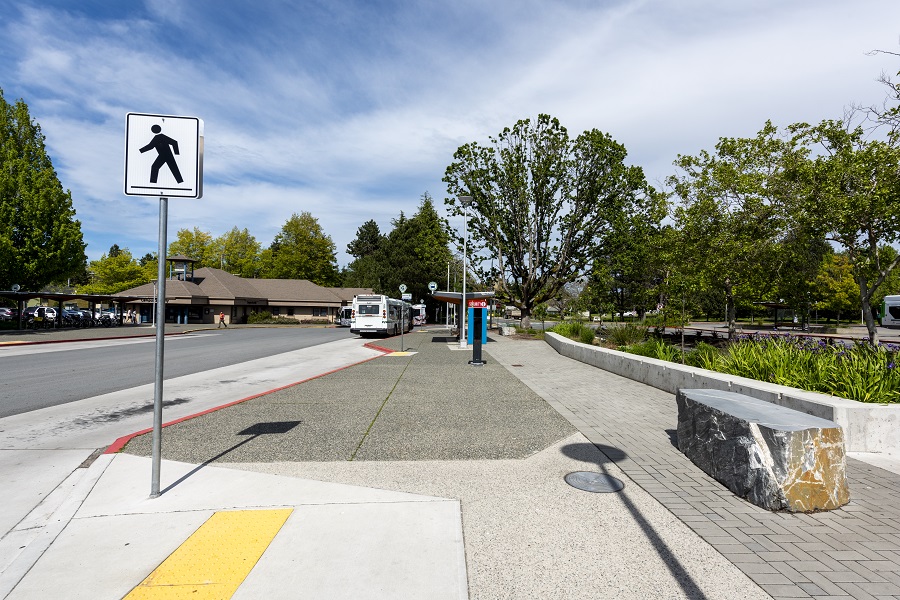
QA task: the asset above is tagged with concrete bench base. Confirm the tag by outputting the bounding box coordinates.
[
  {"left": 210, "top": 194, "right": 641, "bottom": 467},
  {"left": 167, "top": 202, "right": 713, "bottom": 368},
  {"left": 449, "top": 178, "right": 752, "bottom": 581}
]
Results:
[{"left": 676, "top": 388, "right": 850, "bottom": 512}]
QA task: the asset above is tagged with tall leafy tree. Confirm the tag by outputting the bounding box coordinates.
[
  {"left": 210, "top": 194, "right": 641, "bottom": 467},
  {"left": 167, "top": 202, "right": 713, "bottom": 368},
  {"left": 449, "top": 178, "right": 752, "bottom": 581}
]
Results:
[
  {"left": 260, "top": 212, "right": 340, "bottom": 285},
  {"left": 168, "top": 227, "right": 215, "bottom": 266},
  {"left": 590, "top": 193, "right": 668, "bottom": 319},
  {"left": 82, "top": 246, "right": 149, "bottom": 294},
  {"left": 812, "top": 251, "right": 859, "bottom": 325},
  {"left": 784, "top": 119, "right": 900, "bottom": 344},
  {"left": 214, "top": 226, "right": 261, "bottom": 277},
  {"left": 443, "top": 114, "right": 652, "bottom": 326},
  {"left": 669, "top": 122, "right": 791, "bottom": 338},
  {"left": 0, "top": 89, "right": 86, "bottom": 290}
]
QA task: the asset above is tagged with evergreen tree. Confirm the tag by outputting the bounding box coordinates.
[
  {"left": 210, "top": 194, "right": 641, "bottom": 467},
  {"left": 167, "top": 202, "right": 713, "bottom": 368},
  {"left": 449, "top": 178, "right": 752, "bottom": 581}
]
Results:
[
  {"left": 383, "top": 193, "right": 453, "bottom": 307},
  {"left": 343, "top": 219, "right": 386, "bottom": 289},
  {"left": 0, "top": 88, "right": 86, "bottom": 290}
]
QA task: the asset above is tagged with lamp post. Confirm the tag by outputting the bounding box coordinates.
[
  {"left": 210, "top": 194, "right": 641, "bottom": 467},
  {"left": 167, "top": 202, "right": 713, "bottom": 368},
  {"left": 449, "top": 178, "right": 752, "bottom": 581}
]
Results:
[
  {"left": 459, "top": 195, "right": 472, "bottom": 349},
  {"left": 446, "top": 261, "right": 450, "bottom": 327}
]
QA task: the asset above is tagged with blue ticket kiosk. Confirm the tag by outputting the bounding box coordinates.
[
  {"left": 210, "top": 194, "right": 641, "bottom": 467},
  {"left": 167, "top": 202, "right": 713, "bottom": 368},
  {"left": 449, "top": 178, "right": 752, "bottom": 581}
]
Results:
[{"left": 467, "top": 300, "right": 488, "bottom": 366}]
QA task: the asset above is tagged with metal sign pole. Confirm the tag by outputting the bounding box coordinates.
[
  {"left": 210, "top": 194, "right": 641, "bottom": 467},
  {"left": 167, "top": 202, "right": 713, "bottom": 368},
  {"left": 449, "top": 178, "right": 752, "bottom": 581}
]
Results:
[{"left": 150, "top": 197, "right": 168, "bottom": 498}]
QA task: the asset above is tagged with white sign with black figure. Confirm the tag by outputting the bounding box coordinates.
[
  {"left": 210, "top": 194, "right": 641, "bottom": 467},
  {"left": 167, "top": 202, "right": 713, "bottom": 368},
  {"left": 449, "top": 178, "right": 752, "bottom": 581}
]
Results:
[{"left": 125, "top": 113, "right": 204, "bottom": 198}]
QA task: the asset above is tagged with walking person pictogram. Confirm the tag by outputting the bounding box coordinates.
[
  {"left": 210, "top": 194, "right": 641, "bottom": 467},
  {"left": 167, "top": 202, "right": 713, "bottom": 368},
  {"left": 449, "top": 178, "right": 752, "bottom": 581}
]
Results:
[{"left": 139, "top": 124, "right": 184, "bottom": 184}]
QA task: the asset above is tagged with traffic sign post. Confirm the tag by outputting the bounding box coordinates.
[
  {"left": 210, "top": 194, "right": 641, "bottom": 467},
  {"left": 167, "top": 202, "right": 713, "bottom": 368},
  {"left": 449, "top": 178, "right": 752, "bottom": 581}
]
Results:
[
  {"left": 124, "top": 112, "right": 204, "bottom": 499},
  {"left": 399, "top": 285, "right": 407, "bottom": 351}
]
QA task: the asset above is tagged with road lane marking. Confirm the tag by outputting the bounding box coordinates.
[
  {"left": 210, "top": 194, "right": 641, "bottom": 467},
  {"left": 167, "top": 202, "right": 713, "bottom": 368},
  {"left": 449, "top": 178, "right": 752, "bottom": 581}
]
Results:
[{"left": 124, "top": 508, "right": 292, "bottom": 599}]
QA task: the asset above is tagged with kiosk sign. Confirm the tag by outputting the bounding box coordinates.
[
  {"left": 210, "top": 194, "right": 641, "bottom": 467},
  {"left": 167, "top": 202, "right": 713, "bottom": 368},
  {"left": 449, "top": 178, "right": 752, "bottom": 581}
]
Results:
[{"left": 468, "top": 299, "right": 488, "bottom": 309}]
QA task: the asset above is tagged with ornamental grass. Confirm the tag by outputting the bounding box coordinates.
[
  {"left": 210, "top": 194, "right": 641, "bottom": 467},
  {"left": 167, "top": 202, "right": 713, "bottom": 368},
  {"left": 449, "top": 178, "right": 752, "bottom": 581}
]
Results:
[{"left": 623, "top": 333, "right": 900, "bottom": 404}]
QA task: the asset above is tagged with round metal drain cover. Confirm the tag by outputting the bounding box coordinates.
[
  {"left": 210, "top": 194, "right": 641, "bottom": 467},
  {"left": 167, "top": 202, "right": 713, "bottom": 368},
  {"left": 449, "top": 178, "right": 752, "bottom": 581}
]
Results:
[{"left": 565, "top": 471, "right": 625, "bottom": 493}]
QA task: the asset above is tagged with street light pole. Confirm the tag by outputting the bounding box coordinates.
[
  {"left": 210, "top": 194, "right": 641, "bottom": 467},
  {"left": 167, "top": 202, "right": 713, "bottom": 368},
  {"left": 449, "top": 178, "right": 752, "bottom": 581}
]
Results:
[
  {"left": 459, "top": 195, "right": 472, "bottom": 349},
  {"left": 446, "top": 261, "right": 450, "bottom": 327}
]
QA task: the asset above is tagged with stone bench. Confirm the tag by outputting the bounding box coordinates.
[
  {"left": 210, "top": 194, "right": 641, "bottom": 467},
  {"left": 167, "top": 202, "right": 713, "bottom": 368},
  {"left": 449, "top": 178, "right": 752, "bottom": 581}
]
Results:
[{"left": 676, "top": 388, "right": 849, "bottom": 512}]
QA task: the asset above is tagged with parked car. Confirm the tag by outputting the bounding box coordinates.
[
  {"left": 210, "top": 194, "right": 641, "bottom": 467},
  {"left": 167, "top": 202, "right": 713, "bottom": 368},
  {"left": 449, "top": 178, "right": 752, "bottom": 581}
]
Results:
[
  {"left": 0, "top": 307, "right": 17, "bottom": 321},
  {"left": 24, "top": 306, "right": 57, "bottom": 319}
]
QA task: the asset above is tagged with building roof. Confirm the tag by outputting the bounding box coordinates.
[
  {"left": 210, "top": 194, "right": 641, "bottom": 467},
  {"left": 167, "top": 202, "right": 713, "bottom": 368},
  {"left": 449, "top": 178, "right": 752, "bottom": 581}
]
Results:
[
  {"left": 329, "top": 287, "right": 375, "bottom": 303},
  {"left": 114, "top": 267, "right": 373, "bottom": 306},
  {"left": 248, "top": 278, "right": 343, "bottom": 304},
  {"left": 192, "top": 268, "right": 266, "bottom": 301}
]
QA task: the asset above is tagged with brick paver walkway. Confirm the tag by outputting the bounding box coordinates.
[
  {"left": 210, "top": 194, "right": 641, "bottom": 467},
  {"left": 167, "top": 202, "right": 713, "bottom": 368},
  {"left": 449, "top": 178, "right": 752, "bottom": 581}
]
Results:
[{"left": 487, "top": 337, "right": 900, "bottom": 600}]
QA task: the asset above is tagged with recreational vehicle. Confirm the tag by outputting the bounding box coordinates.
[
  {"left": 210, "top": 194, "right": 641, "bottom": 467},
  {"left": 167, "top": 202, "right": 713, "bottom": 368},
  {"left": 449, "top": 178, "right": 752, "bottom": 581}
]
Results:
[{"left": 350, "top": 294, "right": 412, "bottom": 336}]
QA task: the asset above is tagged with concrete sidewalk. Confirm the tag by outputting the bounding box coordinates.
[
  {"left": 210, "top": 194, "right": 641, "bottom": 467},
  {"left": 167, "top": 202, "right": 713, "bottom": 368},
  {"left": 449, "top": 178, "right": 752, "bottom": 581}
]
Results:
[{"left": 3, "top": 328, "right": 899, "bottom": 598}]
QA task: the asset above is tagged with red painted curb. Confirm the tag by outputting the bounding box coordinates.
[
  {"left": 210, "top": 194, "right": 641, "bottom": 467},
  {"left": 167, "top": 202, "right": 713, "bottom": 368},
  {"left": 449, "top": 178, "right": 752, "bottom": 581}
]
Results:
[{"left": 104, "top": 343, "right": 393, "bottom": 454}]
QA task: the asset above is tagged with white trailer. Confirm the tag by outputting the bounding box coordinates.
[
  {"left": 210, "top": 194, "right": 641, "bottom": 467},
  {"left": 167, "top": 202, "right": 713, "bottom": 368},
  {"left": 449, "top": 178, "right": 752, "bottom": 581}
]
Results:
[
  {"left": 882, "top": 295, "right": 900, "bottom": 328},
  {"left": 338, "top": 306, "right": 353, "bottom": 327},
  {"left": 411, "top": 303, "right": 427, "bottom": 326},
  {"left": 350, "top": 294, "right": 412, "bottom": 336}
]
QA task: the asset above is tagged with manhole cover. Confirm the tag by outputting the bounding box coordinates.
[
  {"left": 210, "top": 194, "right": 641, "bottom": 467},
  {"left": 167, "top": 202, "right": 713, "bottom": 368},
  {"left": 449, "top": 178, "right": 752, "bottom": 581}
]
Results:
[{"left": 564, "top": 472, "right": 625, "bottom": 493}]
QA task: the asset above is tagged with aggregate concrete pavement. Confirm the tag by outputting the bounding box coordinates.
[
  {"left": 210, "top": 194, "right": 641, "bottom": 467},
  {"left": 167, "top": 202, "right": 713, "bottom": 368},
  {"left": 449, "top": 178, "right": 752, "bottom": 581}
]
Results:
[{"left": 113, "top": 330, "right": 770, "bottom": 599}]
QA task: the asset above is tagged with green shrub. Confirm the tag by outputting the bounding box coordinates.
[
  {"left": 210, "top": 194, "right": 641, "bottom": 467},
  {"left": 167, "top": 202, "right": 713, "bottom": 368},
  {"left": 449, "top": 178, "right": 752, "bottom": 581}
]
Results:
[
  {"left": 605, "top": 322, "right": 647, "bottom": 346},
  {"left": 579, "top": 327, "right": 596, "bottom": 345},
  {"left": 624, "top": 338, "right": 682, "bottom": 362},
  {"left": 247, "top": 311, "right": 272, "bottom": 323},
  {"left": 684, "top": 342, "right": 722, "bottom": 370},
  {"left": 549, "top": 320, "right": 594, "bottom": 342},
  {"left": 623, "top": 339, "right": 658, "bottom": 357},
  {"left": 247, "top": 311, "right": 302, "bottom": 325}
]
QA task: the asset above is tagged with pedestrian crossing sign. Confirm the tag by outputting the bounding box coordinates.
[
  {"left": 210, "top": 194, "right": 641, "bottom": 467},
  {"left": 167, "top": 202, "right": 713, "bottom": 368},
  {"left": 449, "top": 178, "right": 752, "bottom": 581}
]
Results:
[{"left": 124, "top": 113, "right": 203, "bottom": 198}]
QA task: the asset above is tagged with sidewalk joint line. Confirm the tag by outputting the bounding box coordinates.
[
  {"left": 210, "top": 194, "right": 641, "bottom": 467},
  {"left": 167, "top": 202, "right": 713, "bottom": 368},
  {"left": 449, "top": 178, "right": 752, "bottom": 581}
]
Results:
[{"left": 349, "top": 353, "right": 413, "bottom": 461}]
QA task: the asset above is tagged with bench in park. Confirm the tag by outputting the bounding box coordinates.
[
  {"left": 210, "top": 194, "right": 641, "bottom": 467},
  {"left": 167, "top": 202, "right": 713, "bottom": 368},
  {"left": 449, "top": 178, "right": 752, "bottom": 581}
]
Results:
[{"left": 676, "top": 388, "right": 849, "bottom": 512}]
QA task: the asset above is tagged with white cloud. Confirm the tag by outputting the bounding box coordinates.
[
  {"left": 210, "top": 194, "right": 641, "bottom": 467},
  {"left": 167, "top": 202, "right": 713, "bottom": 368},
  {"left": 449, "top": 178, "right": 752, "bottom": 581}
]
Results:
[{"left": 2, "top": 0, "right": 899, "bottom": 267}]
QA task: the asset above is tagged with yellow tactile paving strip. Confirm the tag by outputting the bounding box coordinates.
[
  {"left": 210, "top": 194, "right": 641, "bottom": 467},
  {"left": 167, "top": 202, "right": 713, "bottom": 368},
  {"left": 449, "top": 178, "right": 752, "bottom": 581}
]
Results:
[{"left": 124, "top": 508, "right": 293, "bottom": 599}]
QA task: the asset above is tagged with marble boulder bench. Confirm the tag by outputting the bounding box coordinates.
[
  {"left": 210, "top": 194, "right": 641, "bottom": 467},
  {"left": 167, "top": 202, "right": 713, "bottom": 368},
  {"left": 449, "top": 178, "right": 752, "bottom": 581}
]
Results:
[{"left": 676, "top": 388, "right": 850, "bottom": 512}]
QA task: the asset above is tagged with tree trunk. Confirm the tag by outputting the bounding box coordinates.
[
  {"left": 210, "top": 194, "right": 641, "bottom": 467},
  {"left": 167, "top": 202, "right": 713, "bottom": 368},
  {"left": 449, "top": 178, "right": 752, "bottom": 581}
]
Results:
[
  {"left": 858, "top": 277, "right": 879, "bottom": 345},
  {"left": 725, "top": 278, "right": 735, "bottom": 340},
  {"left": 520, "top": 306, "right": 532, "bottom": 330}
]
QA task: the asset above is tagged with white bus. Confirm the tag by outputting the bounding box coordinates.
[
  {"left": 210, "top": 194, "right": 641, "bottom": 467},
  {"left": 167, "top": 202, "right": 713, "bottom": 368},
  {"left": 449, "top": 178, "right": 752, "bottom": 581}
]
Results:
[
  {"left": 338, "top": 306, "right": 353, "bottom": 327},
  {"left": 882, "top": 295, "right": 900, "bottom": 328},
  {"left": 411, "top": 303, "right": 427, "bottom": 326},
  {"left": 350, "top": 294, "right": 412, "bottom": 336}
]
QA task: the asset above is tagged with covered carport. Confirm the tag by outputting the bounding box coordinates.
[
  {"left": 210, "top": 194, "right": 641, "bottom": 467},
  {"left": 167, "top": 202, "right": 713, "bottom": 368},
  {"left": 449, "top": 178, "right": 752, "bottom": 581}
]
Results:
[{"left": 0, "top": 289, "right": 148, "bottom": 329}]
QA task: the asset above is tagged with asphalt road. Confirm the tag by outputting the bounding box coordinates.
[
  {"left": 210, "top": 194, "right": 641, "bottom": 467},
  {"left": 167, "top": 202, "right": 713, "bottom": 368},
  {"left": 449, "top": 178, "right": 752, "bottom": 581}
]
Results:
[{"left": 0, "top": 327, "right": 354, "bottom": 418}]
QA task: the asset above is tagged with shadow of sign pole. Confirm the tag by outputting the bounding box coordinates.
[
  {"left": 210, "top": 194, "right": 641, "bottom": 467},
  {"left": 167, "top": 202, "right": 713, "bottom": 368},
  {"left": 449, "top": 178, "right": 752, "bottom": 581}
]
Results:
[{"left": 159, "top": 421, "right": 302, "bottom": 495}]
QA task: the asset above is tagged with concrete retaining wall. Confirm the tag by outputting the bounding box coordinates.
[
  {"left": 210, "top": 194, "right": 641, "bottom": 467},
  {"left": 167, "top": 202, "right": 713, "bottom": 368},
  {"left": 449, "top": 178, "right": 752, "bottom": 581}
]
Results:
[{"left": 544, "top": 332, "right": 900, "bottom": 454}]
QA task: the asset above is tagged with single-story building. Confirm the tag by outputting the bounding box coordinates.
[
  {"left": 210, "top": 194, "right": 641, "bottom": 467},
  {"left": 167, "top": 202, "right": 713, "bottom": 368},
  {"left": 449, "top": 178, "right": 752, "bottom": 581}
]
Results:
[{"left": 115, "top": 266, "right": 372, "bottom": 326}]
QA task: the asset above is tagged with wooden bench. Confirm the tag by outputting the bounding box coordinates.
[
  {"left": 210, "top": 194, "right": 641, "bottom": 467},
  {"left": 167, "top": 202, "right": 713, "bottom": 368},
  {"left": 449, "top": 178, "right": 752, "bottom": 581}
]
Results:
[{"left": 676, "top": 388, "right": 849, "bottom": 512}]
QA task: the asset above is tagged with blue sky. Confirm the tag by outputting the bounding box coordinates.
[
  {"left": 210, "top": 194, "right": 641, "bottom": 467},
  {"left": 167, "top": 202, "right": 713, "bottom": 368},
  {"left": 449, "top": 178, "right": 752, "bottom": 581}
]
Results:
[{"left": 1, "top": 0, "right": 899, "bottom": 268}]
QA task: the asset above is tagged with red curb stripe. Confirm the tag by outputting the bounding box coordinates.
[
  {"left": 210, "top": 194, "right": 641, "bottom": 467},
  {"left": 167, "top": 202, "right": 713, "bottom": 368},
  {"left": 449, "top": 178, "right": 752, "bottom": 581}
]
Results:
[
  {"left": 104, "top": 344, "right": 393, "bottom": 454},
  {"left": 363, "top": 341, "right": 396, "bottom": 354}
]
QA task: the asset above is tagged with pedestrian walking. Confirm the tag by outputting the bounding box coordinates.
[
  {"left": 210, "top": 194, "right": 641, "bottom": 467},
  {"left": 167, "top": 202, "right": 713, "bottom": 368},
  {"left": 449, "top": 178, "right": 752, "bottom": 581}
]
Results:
[{"left": 219, "top": 311, "right": 227, "bottom": 328}]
